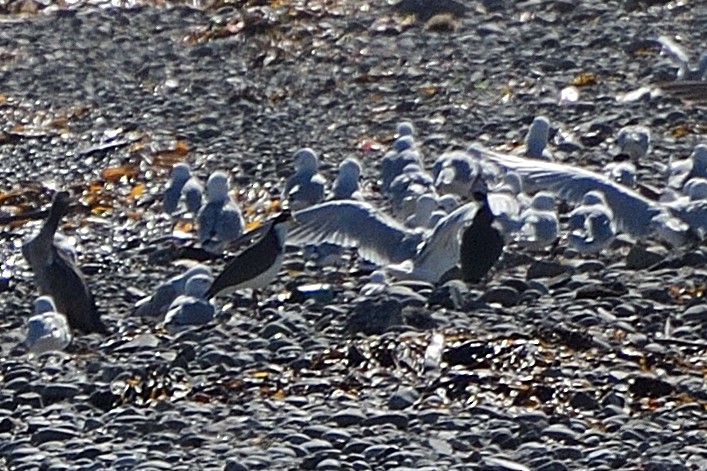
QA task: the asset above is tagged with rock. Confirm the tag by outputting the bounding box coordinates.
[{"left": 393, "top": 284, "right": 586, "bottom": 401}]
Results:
[
  {"left": 389, "top": 387, "right": 419, "bottom": 410},
  {"left": 481, "top": 286, "right": 519, "bottom": 307},
  {"left": 629, "top": 374, "right": 674, "bottom": 398},
  {"left": 527, "top": 261, "right": 571, "bottom": 280},
  {"left": 681, "top": 304, "right": 707, "bottom": 323},
  {"left": 347, "top": 298, "right": 402, "bottom": 335},
  {"left": 625, "top": 246, "right": 665, "bottom": 270}
]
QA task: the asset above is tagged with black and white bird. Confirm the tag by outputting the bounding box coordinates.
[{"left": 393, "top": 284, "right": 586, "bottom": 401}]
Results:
[
  {"left": 459, "top": 190, "right": 504, "bottom": 283},
  {"left": 206, "top": 210, "right": 292, "bottom": 299},
  {"left": 22, "top": 191, "right": 107, "bottom": 335},
  {"left": 289, "top": 193, "right": 501, "bottom": 284}
]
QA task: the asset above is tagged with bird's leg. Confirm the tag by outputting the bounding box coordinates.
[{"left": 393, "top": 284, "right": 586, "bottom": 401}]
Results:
[{"left": 251, "top": 290, "right": 260, "bottom": 312}]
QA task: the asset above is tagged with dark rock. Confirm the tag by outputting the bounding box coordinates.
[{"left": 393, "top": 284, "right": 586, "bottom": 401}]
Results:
[
  {"left": 629, "top": 374, "right": 674, "bottom": 398},
  {"left": 347, "top": 298, "right": 402, "bottom": 335},
  {"left": 626, "top": 246, "right": 665, "bottom": 270},
  {"left": 527, "top": 260, "right": 571, "bottom": 280}
]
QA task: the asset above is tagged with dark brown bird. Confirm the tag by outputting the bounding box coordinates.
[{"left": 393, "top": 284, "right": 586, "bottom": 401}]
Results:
[
  {"left": 206, "top": 210, "right": 292, "bottom": 299},
  {"left": 459, "top": 189, "right": 504, "bottom": 283},
  {"left": 22, "top": 191, "right": 107, "bottom": 335}
]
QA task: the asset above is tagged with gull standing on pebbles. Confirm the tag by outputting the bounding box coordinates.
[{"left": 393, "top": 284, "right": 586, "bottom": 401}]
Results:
[
  {"left": 164, "top": 163, "right": 191, "bottom": 214},
  {"left": 22, "top": 191, "right": 107, "bottom": 335},
  {"left": 332, "top": 157, "right": 363, "bottom": 200},
  {"left": 380, "top": 135, "right": 424, "bottom": 194},
  {"left": 516, "top": 191, "right": 559, "bottom": 251},
  {"left": 284, "top": 148, "right": 327, "bottom": 210},
  {"left": 668, "top": 144, "right": 707, "bottom": 190},
  {"left": 567, "top": 191, "right": 616, "bottom": 254},
  {"left": 432, "top": 150, "right": 478, "bottom": 198},
  {"left": 164, "top": 163, "right": 204, "bottom": 215},
  {"left": 163, "top": 274, "right": 215, "bottom": 329},
  {"left": 133, "top": 263, "right": 212, "bottom": 317},
  {"left": 388, "top": 163, "right": 436, "bottom": 220},
  {"left": 616, "top": 125, "right": 651, "bottom": 160},
  {"left": 522, "top": 116, "right": 553, "bottom": 160},
  {"left": 25, "top": 296, "right": 72, "bottom": 355},
  {"left": 604, "top": 160, "right": 637, "bottom": 188},
  {"left": 197, "top": 171, "right": 245, "bottom": 253},
  {"left": 405, "top": 194, "right": 439, "bottom": 229}
]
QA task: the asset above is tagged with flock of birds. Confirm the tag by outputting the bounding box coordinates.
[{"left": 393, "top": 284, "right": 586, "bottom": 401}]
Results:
[{"left": 17, "top": 115, "right": 707, "bottom": 356}]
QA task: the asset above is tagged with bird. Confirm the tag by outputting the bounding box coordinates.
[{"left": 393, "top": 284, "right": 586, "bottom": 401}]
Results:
[
  {"left": 380, "top": 135, "right": 424, "bottom": 193},
  {"left": 206, "top": 210, "right": 292, "bottom": 299},
  {"left": 163, "top": 163, "right": 192, "bottom": 214},
  {"left": 197, "top": 171, "right": 245, "bottom": 253},
  {"left": 432, "top": 150, "right": 478, "bottom": 198},
  {"left": 476, "top": 146, "right": 692, "bottom": 245},
  {"left": 522, "top": 116, "right": 553, "bottom": 160},
  {"left": 289, "top": 197, "right": 493, "bottom": 284},
  {"left": 22, "top": 191, "right": 107, "bottom": 335},
  {"left": 516, "top": 191, "right": 559, "bottom": 251},
  {"left": 616, "top": 125, "right": 651, "bottom": 160},
  {"left": 657, "top": 36, "right": 707, "bottom": 81},
  {"left": 284, "top": 148, "right": 327, "bottom": 210},
  {"left": 164, "top": 163, "right": 204, "bottom": 215},
  {"left": 567, "top": 191, "right": 616, "bottom": 254},
  {"left": 163, "top": 274, "right": 215, "bottom": 329},
  {"left": 388, "top": 163, "right": 436, "bottom": 219},
  {"left": 682, "top": 177, "right": 707, "bottom": 201},
  {"left": 405, "top": 194, "right": 439, "bottom": 229},
  {"left": 331, "top": 157, "right": 363, "bottom": 200},
  {"left": 395, "top": 121, "right": 416, "bottom": 138},
  {"left": 133, "top": 263, "right": 212, "bottom": 317},
  {"left": 458, "top": 189, "right": 504, "bottom": 283},
  {"left": 288, "top": 200, "right": 424, "bottom": 267},
  {"left": 25, "top": 295, "right": 72, "bottom": 355},
  {"left": 604, "top": 160, "right": 637, "bottom": 188},
  {"left": 181, "top": 172, "right": 205, "bottom": 214},
  {"left": 668, "top": 144, "right": 707, "bottom": 191}
]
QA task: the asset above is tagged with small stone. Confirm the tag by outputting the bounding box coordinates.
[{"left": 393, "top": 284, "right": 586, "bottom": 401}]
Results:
[
  {"left": 361, "top": 412, "right": 408, "bottom": 430},
  {"left": 347, "top": 298, "right": 402, "bottom": 335},
  {"left": 329, "top": 409, "right": 366, "bottom": 427},
  {"left": 542, "top": 424, "right": 577, "bottom": 444},
  {"left": 388, "top": 387, "right": 419, "bottom": 410},
  {"left": 31, "top": 427, "right": 78, "bottom": 445},
  {"left": 625, "top": 246, "right": 665, "bottom": 270},
  {"left": 629, "top": 374, "right": 673, "bottom": 398},
  {"left": 681, "top": 304, "right": 707, "bottom": 322},
  {"left": 40, "top": 384, "right": 80, "bottom": 403},
  {"left": 527, "top": 260, "right": 571, "bottom": 280},
  {"left": 569, "top": 391, "right": 599, "bottom": 410},
  {"left": 481, "top": 286, "right": 519, "bottom": 307}
]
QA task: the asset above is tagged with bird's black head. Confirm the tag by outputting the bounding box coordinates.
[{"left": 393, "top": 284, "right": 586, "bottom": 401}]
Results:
[
  {"left": 471, "top": 178, "right": 489, "bottom": 202},
  {"left": 51, "top": 191, "right": 72, "bottom": 217},
  {"left": 273, "top": 209, "right": 292, "bottom": 225}
]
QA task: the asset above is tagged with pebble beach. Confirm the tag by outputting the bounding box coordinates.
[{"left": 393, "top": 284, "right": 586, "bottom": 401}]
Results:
[{"left": 0, "top": 0, "right": 706, "bottom": 470}]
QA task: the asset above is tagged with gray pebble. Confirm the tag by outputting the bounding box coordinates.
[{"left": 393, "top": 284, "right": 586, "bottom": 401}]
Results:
[{"left": 389, "top": 387, "right": 419, "bottom": 410}]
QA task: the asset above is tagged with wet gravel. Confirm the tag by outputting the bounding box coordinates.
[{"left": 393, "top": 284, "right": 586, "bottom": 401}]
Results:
[{"left": 1, "top": 0, "right": 707, "bottom": 470}]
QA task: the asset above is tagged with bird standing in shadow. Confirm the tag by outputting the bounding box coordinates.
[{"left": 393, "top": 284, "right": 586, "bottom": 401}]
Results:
[
  {"left": 206, "top": 210, "right": 292, "bottom": 303},
  {"left": 22, "top": 191, "right": 107, "bottom": 335},
  {"left": 459, "top": 188, "right": 504, "bottom": 284}
]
